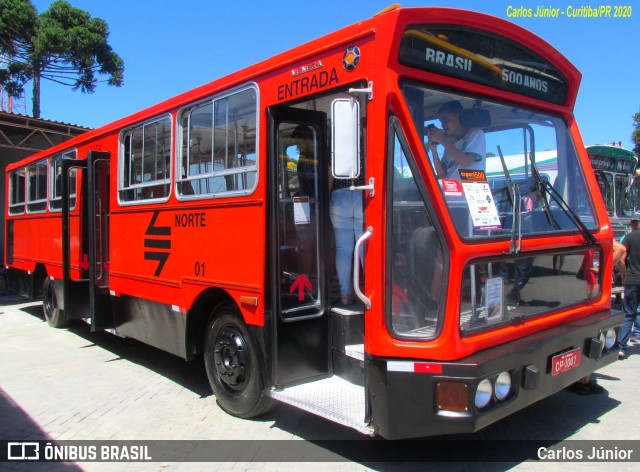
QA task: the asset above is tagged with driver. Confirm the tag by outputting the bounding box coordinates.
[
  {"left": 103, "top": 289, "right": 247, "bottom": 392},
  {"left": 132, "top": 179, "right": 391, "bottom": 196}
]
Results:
[{"left": 427, "top": 100, "right": 486, "bottom": 180}]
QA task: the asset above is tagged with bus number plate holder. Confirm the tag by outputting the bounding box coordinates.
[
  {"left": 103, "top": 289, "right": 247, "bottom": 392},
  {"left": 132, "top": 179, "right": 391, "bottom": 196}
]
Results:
[{"left": 551, "top": 348, "right": 581, "bottom": 376}]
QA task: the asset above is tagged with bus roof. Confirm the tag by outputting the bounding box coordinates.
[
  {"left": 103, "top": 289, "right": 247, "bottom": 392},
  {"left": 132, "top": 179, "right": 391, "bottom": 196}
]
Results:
[{"left": 586, "top": 145, "right": 637, "bottom": 162}]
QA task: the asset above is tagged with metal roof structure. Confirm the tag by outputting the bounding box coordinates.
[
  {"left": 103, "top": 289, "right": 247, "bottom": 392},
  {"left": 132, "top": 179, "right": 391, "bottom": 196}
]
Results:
[
  {"left": 0, "top": 111, "right": 90, "bottom": 266},
  {"left": 0, "top": 111, "right": 90, "bottom": 154}
]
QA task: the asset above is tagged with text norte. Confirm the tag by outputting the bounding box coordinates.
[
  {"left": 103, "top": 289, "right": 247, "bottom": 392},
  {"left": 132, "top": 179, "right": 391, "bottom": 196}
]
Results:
[{"left": 278, "top": 68, "right": 339, "bottom": 101}]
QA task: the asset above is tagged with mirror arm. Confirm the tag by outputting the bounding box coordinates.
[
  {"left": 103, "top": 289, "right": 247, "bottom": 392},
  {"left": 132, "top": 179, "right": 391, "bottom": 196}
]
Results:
[
  {"left": 348, "top": 80, "right": 373, "bottom": 101},
  {"left": 350, "top": 177, "right": 375, "bottom": 197}
]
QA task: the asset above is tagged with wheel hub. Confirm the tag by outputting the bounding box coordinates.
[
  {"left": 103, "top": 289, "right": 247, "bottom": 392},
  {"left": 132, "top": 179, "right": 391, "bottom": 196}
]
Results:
[{"left": 214, "top": 326, "right": 248, "bottom": 387}]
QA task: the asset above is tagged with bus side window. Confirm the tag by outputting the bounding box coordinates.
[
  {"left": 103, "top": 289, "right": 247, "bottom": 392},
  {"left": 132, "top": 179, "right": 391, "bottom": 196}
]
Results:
[
  {"left": 177, "top": 87, "right": 258, "bottom": 198},
  {"left": 119, "top": 116, "right": 171, "bottom": 203}
]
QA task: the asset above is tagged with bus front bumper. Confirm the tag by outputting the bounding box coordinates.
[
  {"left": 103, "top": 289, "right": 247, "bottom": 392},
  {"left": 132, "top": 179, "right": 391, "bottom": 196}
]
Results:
[{"left": 367, "top": 309, "right": 623, "bottom": 439}]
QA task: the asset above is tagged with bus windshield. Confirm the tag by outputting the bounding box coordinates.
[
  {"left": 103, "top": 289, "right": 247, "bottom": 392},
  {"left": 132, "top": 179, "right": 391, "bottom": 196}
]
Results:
[
  {"left": 626, "top": 177, "right": 640, "bottom": 216},
  {"left": 401, "top": 84, "right": 597, "bottom": 241}
]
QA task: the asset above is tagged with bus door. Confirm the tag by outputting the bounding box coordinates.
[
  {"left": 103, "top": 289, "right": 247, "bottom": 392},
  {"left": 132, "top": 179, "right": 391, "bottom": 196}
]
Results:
[
  {"left": 269, "top": 107, "right": 330, "bottom": 387},
  {"left": 61, "top": 157, "right": 90, "bottom": 322},
  {"left": 60, "top": 152, "right": 114, "bottom": 329},
  {"left": 87, "top": 151, "right": 113, "bottom": 330}
]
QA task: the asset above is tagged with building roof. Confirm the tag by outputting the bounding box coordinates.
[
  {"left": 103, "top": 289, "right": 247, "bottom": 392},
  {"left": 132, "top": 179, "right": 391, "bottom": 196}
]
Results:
[{"left": 0, "top": 111, "right": 91, "bottom": 154}]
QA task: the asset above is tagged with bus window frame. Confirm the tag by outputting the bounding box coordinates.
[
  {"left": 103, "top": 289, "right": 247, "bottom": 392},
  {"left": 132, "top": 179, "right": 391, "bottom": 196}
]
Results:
[
  {"left": 26, "top": 159, "right": 49, "bottom": 214},
  {"left": 49, "top": 149, "right": 78, "bottom": 212},
  {"left": 118, "top": 114, "right": 174, "bottom": 206},
  {"left": 8, "top": 168, "right": 26, "bottom": 215},
  {"left": 175, "top": 83, "right": 260, "bottom": 201}
]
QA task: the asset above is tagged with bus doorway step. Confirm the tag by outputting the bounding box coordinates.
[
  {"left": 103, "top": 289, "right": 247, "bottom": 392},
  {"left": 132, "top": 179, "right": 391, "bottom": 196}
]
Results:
[{"left": 269, "top": 376, "right": 373, "bottom": 436}]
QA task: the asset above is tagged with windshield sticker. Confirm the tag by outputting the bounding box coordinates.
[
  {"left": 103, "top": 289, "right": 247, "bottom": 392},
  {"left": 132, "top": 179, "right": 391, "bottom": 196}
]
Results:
[
  {"left": 485, "top": 277, "right": 504, "bottom": 322},
  {"left": 441, "top": 178, "right": 463, "bottom": 197},
  {"left": 460, "top": 170, "right": 502, "bottom": 230}
]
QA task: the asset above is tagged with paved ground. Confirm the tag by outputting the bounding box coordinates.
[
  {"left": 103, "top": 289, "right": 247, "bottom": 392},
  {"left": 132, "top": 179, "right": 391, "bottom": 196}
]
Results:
[{"left": 0, "top": 292, "right": 639, "bottom": 471}]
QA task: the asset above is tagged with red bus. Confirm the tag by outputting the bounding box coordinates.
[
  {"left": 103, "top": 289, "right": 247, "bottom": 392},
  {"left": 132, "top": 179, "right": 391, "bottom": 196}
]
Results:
[{"left": 4, "top": 6, "right": 622, "bottom": 439}]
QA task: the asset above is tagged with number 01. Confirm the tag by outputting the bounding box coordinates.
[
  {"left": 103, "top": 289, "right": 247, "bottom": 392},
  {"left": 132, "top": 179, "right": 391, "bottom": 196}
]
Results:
[{"left": 194, "top": 261, "right": 206, "bottom": 277}]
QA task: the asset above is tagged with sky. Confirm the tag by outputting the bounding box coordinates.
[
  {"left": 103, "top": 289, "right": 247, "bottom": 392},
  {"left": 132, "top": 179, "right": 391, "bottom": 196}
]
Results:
[{"left": 13, "top": 0, "right": 640, "bottom": 150}]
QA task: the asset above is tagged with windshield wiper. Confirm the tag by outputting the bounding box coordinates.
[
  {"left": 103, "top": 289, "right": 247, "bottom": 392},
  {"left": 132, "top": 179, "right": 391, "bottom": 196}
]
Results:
[
  {"left": 528, "top": 154, "right": 560, "bottom": 231},
  {"left": 542, "top": 180, "right": 597, "bottom": 245},
  {"left": 497, "top": 146, "right": 521, "bottom": 254},
  {"left": 528, "top": 154, "right": 597, "bottom": 246}
]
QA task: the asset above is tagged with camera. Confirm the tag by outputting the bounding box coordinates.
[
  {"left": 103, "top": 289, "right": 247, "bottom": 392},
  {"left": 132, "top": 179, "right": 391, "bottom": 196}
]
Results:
[{"left": 426, "top": 124, "right": 439, "bottom": 145}]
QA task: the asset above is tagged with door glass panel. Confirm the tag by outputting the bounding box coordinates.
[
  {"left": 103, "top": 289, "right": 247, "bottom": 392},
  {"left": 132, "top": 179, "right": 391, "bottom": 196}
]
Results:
[
  {"left": 278, "top": 122, "right": 322, "bottom": 317},
  {"left": 94, "top": 159, "right": 110, "bottom": 288},
  {"left": 389, "top": 125, "right": 446, "bottom": 339}
]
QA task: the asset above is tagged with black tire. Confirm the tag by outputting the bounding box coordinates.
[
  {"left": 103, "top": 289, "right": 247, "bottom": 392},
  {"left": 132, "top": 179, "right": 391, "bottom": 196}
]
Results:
[
  {"left": 42, "top": 278, "right": 68, "bottom": 328},
  {"left": 204, "top": 305, "right": 275, "bottom": 418}
]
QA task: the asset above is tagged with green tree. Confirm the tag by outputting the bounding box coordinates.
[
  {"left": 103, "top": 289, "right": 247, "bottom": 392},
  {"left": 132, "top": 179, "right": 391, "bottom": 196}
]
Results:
[
  {"left": 632, "top": 112, "right": 640, "bottom": 157},
  {"left": 0, "top": 0, "right": 124, "bottom": 118}
]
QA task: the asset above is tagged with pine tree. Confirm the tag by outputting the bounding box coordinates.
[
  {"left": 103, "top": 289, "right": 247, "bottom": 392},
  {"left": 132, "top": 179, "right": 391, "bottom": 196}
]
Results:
[{"left": 0, "top": 0, "right": 123, "bottom": 118}]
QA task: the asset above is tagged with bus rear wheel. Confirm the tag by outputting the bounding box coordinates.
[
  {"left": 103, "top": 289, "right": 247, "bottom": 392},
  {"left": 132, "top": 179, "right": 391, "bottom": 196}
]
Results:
[
  {"left": 42, "top": 278, "right": 68, "bottom": 328},
  {"left": 204, "top": 306, "right": 274, "bottom": 418}
]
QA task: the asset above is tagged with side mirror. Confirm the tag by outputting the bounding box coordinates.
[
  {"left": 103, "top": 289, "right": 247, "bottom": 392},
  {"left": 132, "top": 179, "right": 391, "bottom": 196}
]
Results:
[{"left": 331, "top": 98, "right": 360, "bottom": 179}]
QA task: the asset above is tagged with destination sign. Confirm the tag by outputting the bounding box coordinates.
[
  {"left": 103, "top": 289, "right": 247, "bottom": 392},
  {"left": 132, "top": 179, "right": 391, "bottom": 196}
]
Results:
[
  {"left": 590, "top": 155, "right": 616, "bottom": 171},
  {"left": 398, "top": 26, "right": 568, "bottom": 105}
]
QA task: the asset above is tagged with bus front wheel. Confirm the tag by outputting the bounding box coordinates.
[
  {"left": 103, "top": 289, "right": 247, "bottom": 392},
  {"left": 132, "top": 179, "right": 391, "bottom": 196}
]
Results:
[
  {"left": 204, "top": 306, "right": 274, "bottom": 418},
  {"left": 42, "top": 278, "right": 68, "bottom": 328}
]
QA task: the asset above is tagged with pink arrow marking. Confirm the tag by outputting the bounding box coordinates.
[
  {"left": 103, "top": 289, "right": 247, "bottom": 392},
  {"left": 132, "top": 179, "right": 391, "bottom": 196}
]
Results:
[
  {"left": 290, "top": 274, "right": 312, "bottom": 301},
  {"left": 79, "top": 254, "right": 90, "bottom": 270}
]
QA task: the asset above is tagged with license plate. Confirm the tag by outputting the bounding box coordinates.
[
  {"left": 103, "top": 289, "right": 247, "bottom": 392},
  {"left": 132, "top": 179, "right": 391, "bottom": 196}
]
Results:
[{"left": 551, "top": 348, "right": 582, "bottom": 376}]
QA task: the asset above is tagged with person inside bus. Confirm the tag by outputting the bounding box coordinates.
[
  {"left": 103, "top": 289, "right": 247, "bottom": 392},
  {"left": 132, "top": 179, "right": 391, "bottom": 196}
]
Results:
[
  {"left": 426, "top": 100, "right": 487, "bottom": 237},
  {"left": 330, "top": 152, "right": 365, "bottom": 306},
  {"left": 427, "top": 100, "right": 487, "bottom": 180}
]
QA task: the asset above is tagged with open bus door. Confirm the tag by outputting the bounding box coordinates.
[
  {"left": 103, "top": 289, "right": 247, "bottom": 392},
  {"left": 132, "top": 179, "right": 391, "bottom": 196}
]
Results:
[
  {"left": 268, "top": 107, "right": 330, "bottom": 387},
  {"left": 87, "top": 151, "right": 113, "bottom": 330},
  {"left": 60, "top": 151, "right": 113, "bottom": 329}
]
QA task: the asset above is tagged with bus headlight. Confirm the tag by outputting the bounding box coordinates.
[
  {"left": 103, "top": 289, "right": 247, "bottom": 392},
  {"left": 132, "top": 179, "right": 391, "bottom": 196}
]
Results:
[
  {"left": 598, "top": 331, "right": 606, "bottom": 352},
  {"left": 494, "top": 372, "right": 512, "bottom": 401},
  {"left": 604, "top": 328, "right": 617, "bottom": 350},
  {"left": 475, "top": 379, "right": 493, "bottom": 409}
]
